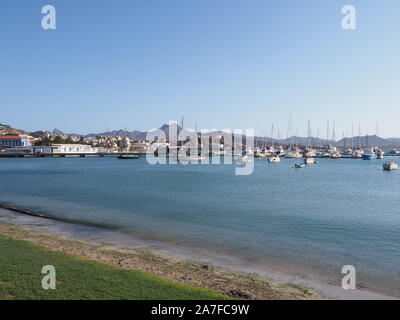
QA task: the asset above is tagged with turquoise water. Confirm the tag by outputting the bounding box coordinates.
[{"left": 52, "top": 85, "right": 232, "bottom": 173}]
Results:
[{"left": 1, "top": 157, "right": 399, "bottom": 295}]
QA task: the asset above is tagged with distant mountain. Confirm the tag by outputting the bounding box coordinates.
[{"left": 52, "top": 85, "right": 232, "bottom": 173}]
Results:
[
  {"left": 254, "top": 136, "right": 333, "bottom": 146},
  {"left": 254, "top": 134, "right": 400, "bottom": 148},
  {"left": 85, "top": 129, "right": 147, "bottom": 140},
  {"left": 337, "top": 135, "right": 400, "bottom": 148},
  {"left": 2, "top": 122, "right": 400, "bottom": 147},
  {"left": 81, "top": 126, "right": 400, "bottom": 148},
  {"left": 85, "top": 123, "right": 185, "bottom": 141}
]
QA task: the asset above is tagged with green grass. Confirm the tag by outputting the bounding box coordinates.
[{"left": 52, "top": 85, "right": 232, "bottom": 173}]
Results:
[{"left": 0, "top": 235, "right": 226, "bottom": 300}]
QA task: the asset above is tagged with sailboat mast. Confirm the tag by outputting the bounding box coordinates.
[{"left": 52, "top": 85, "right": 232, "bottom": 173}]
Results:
[
  {"left": 332, "top": 121, "right": 336, "bottom": 146},
  {"left": 270, "top": 123, "right": 274, "bottom": 149},
  {"left": 327, "top": 120, "right": 330, "bottom": 144},
  {"left": 351, "top": 123, "right": 354, "bottom": 149},
  {"left": 287, "top": 114, "right": 292, "bottom": 149}
]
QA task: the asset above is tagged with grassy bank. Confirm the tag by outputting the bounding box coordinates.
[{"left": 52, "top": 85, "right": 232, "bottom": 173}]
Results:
[
  {"left": 0, "top": 234, "right": 225, "bottom": 300},
  {"left": 0, "top": 223, "right": 321, "bottom": 300}
]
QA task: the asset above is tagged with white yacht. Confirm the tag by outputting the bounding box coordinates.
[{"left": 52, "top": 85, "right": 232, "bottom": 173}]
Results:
[
  {"left": 352, "top": 149, "right": 364, "bottom": 158},
  {"left": 277, "top": 146, "right": 286, "bottom": 157},
  {"left": 303, "top": 148, "right": 317, "bottom": 158},
  {"left": 376, "top": 149, "right": 385, "bottom": 159},
  {"left": 285, "top": 148, "right": 302, "bottom": 158},
  {"left": 268, "top": 155, "right": 281, "bottom": 163}
]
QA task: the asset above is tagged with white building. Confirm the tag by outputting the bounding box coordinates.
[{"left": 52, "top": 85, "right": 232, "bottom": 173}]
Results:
[
  {"left": 51, "top": 144, "right": 97, "bottom": 153},
  {"left": 4, "top": 144, "right": 97, "bottom": 154}
]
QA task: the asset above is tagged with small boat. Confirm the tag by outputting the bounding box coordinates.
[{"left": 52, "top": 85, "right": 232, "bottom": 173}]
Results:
[
  {"left": 330, "top": 152, "right": 342, "bottom": 159},
  {"left": 255, "top": 152, "right": 268, "bottom": 158},
  {"left": 352, "top": 149, "right": 364, "bottom": 158},
  {"left": 304, "top": 157, "right": 317, "bottom": 165},
  {"left": 344, "top": 148, "right": 353, "bottom": 155},
  {"left": 294, "top": 163, "right": 305, "bottom": 168},
  {"left": 376, "top": 149, "right": 384, "bottom": 159},
  {"left": 179, "top": 155, "right": 206, "bottom": 161},
  {"left": 303, "top": 148, "right": 317, "bottom": 158},
  {"left": 383, "top": 161, "right": 398, "bottom": 171},
  {"left": 268, "top": 155, "right": 280, "bottom": 163},
  {"left": 285, "top": 149, "right": 302, "bottom": 158},
  {"left": 118, "top": 154, "right": 140, "bottom": 159}
]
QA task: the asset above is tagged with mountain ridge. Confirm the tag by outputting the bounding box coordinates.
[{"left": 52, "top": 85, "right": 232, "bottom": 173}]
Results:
[{"left": 2, "top": 122, "right": 400, "bottom": 147}]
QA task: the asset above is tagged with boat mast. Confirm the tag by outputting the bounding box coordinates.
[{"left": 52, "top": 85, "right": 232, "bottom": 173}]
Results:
[
  {"left": 270, "top": 123, "right": 274, "bottom": 149},
  {"left": 351, "top": 123, "right": 354, "bottom": 149},
  {"left": 327, "top": 120, "right": 330, "bottom": 145},
  {"left": 287, "top": 114, "right": 292, "bottom": 150},
  {"left": 343, "top": 131, "right": 346, "bottom": 148}
]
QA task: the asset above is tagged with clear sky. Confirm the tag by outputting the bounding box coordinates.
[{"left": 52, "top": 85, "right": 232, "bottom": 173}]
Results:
[{"left": 1, "top": 0, "right": 400, "bottom": 137}]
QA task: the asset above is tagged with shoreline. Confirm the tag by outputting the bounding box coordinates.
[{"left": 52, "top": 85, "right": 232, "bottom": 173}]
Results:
[{"left": 0, "top": 206, "right": 397, "bottom": 300}]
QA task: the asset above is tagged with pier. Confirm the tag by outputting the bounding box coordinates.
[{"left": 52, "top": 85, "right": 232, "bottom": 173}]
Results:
[{"left": 0, "top": 152, "right": 144, "bottom": 158}]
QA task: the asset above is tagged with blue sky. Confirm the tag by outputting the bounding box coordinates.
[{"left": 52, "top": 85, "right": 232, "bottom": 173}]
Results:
[{"left": 1, "top": 0, "right": 400, "bottom": 137}]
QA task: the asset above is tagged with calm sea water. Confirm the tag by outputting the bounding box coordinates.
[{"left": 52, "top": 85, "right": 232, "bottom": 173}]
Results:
[{"left": 1, "top": 156, "right": 399, "bottom": 294}]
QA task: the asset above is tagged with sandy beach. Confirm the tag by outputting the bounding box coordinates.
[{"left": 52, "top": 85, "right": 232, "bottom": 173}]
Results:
[{"left": 0, "top": 206, "right": 397, "bottom": 300}]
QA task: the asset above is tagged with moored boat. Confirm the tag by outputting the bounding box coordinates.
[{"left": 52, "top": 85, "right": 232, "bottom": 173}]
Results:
[
  {"left": 304, "top": 157, "right": 317, "bottom": 165},
  {"left": 352, "top": 149, "right": 364, "bottom": 158},
  {"left": 383, "top": 161, "right": 398, "bottom": 171},
  {"left": 285, "top": 148, "right": 302, "bottom": 158},
  {"left": 118, "top": 154, "right": 140, "bottom": 159},
  {"left": 376, "top": 149, "right": 384, "bottom": 159},
  {"left": 362, "top": 148, "right": 376, "bottom": 160},
  {"left": 268, "top": 155, "right": 280, "bottom": 163},
  {"left": 255, "top": 152, "right": 267, "bottom": 158},
  {"left": 294, "top": 163, "right": 305, "bottom": 168},
  {"left": 179, "top": 155, "right": 206, "bottom": 161}
]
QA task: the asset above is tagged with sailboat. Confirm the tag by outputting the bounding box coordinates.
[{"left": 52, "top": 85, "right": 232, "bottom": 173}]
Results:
[{"left": 268, "top": 124, "right": 280, "bottom": 163}]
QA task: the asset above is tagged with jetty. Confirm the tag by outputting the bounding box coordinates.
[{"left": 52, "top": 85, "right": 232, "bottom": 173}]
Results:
[{"left": 0, "top": 152, "right": 144, "bottom": 158}]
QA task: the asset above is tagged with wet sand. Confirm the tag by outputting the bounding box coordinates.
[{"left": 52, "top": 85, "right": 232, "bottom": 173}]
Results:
[{"left": 0, "top": 208, "right": 397, "bottom": 300}]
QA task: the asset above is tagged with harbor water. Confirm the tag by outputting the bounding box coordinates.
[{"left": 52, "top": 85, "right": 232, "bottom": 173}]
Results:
[{"left": 0, "top": 156, "right": 399, "bottom": 296}]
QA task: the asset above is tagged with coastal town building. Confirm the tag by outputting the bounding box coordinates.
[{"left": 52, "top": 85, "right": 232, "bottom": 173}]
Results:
[
  {"left": 0, "top": 135, "right": 34, "bottom": 147},
  {"left": 3, "top": 144, "right": 98, "bottom": 154},
  {"left": 119, "top": 137, "right": 131, "bottom": 150}
]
